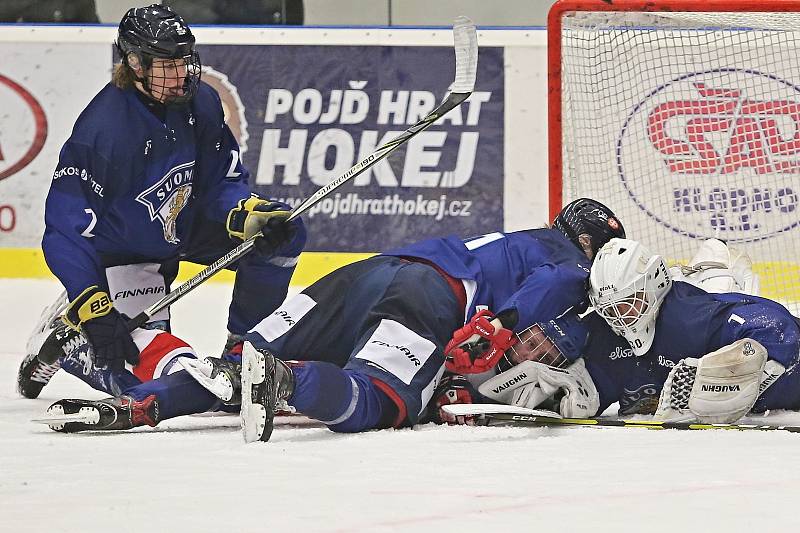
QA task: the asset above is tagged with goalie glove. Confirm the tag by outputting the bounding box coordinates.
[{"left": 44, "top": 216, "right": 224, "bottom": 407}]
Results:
[
  {"left": 655, "top": 338, "right": 775, "bottom": 424},
  {"left": 444, "top": 310, "right": 516, "bottom": 374},
  {"left": 226, "top": 195, "right": 305, "bottom": 257},
  {"left": 478, "top": 358, "right": 599, "bottom": 418},
  {"left": 63, "top": 286, "right": 139, "bottom": 371}
]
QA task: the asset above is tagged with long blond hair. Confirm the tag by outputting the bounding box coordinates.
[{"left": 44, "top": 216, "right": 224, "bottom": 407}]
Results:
[{"left": 111, "top": 62, "right": 137, "bottom": 89}]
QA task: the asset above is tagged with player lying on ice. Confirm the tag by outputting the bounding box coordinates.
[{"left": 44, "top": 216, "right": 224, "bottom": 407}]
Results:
[
  {"left": 17, "top": 3, "right": 307, "bottom": 400},
  {"left": 454, "top": 236, "right": 800, "bottom": 426},
  {"left": 34, "top": 198, "right": 625, "bottom": 440}
]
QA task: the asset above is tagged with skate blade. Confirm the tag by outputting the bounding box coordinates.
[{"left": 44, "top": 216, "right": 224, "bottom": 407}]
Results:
[
  {"left": 31, "top": 412, "right": 96, "bottom": 425},
  {"left": 242, "top": 403, "right": 268, "bottom": 444},
  {"left": 32, "top": 405, "right": 100, "bottom": 431},
  {"left": 241, "top": 345, "right": 268, "bottom": 443},
  {"left": 242, "top": 343, "right": 266, "bottom": 383}
]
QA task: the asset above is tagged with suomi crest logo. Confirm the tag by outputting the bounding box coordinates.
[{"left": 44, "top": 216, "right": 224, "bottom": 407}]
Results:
[{"left": 136, "top": 161, "right": 195, "bottom": 244}]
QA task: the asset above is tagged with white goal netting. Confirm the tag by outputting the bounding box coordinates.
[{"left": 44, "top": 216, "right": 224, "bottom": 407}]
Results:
[{"left": 554, "top": 6, "right": 800, "bottom": 313}]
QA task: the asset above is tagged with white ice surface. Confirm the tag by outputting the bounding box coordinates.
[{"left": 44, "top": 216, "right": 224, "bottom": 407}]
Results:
[{"left": 3, "top": 279, "right": 800, "bottom": 532}]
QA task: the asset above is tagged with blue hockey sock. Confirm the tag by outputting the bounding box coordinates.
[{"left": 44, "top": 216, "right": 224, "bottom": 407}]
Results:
[
  {"left": 289, "top": 361, "right": 398, "bottom": 433},
  {"left": 60, "top": 352, "right": 142, "bottom": 396},
  {"left": 123, "top": 370, "right": 219, "bottom": 420}
]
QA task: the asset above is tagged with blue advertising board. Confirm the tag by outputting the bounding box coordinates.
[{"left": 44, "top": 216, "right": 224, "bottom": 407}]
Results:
[{"left": 199, "top": 44, "right": 504, "bottom": 251}]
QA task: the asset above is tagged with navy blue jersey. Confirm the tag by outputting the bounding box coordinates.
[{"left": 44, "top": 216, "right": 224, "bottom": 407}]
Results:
[
  {"left": 385, "top": 229, "right": 592, "bottom": 333},
  {"left": 42, "top": 82, "right": 251, "bottom": 299},
  {"left": 580, "top": 281, "right": 800, "bottom": 414},
  {"left": 643, "top": 282, "right": 799, "bottom": 376},
  {"left": 578, "top": 313, "right": 641, "bottom": 414}
]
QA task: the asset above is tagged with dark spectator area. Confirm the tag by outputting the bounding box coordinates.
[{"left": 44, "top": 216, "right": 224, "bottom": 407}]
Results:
[
  {"left": 0, "top": 0, "right": 304, "bottom": 25},
  {"left": 0, "top": 0, "right": 100, "bottom": 23}
]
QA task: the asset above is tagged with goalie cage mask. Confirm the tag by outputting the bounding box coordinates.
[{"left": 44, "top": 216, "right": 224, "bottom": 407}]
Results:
[
  {"left": 116, "top": 4, "right": 201, "bottom": 105},
  {"left": 589, "top": 238, "right": 672, "bottom": 356}
]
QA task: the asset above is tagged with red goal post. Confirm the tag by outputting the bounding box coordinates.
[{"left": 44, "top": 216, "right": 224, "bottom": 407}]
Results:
[{"left": 548, "top": 0, "right": 800, "bottom": 311}]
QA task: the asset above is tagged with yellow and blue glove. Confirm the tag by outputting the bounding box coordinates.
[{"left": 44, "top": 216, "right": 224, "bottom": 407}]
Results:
[
  {"left": 64, "top": 286, "right": 139, "bottom": 370},
  {"left": 226, "top": 195, "right": 306, "bottom": 256}
]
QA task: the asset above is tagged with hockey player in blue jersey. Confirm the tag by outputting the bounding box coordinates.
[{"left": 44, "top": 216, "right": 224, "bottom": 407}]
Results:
[
  {"left": 36, "top": 199, "right": 625, "bottom": 438},
  {"left": 589, "top": 238, "right": 799, "bottom": 423},
  {"left": 476, "top": 237, "right": 800, "bottom": 425},
  {"left": 18, "top": 4, "right": 305, "bottom": 399}
]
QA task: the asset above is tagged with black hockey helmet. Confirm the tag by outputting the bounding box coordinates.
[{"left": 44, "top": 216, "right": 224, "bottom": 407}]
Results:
[
  {"left": 552, "top": 198, "right": 625, "bottom": 259},
  {"left": 116, "top": 4, "right": 200, "bottom": 104}
]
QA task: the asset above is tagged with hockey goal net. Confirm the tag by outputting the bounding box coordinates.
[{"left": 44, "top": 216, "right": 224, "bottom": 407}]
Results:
[{"left": 549, "top": 0, "right": 800, "bottom": 312}]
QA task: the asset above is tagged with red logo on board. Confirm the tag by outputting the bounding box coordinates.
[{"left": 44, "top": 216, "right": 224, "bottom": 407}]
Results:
[{"left": 0, "top": 73, "right": 48, "bottom": 181}]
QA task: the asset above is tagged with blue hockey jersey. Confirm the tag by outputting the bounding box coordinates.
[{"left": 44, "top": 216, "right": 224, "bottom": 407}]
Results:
[
  {"left": 42, "top": 81, "right": 251, "bottom": 299},
  {"left": 385, "top": 229, "right": 592, "bottom": 333},
  {"left": 579, "top": 281, "right": 800, "bottom": 414}
]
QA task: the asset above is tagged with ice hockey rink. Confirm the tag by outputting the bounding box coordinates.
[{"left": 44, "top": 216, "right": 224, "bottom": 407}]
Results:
[{"left": 2, "top": 278, "right": 800, "bottom": 533}]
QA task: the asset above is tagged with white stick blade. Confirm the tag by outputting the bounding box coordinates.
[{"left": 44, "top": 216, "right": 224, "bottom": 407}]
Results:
[
  {"left": 441, "top": 403, "right": 563, "bottom": 418},
  {"left": 451, "top": 15, "right": 478, "bottom": 94}
]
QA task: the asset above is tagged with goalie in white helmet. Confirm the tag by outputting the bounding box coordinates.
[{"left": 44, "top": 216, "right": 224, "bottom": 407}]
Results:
[
  {"left": 585, "top": 238, "right": 800, "bottom": 424},
  {"left": 458, "top": 237, "right": 792, "bottom": 424},
  {"left": 589, "top": 239, "right": 671, "bottom": 355}
]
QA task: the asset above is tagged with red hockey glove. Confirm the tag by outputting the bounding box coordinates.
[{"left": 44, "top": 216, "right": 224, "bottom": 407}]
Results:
[
  {"left": 431, "top": 373, "right": 477, "bottom": 425},
  {"left": 445, "top": 310, "right": 516, "bottom": 374}
]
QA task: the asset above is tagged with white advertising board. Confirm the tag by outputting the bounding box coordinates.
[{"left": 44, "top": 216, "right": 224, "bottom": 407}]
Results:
[{"left": 0, "top": 41, "right": 111, "bottom": 247}]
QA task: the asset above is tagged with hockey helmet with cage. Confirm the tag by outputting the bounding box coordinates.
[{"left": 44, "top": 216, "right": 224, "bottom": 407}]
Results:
[
  {"left": 552, "top": 198, "right": 625, "bottom": 260},
  {"left": 588, "top": 238, "right": 672, "bottom": 356},
  {"left": 116, "top": 4, "right": 201, "bottom": 104},
  {"left": 497, "top": 313, "right": 590, "bottom": 373}
]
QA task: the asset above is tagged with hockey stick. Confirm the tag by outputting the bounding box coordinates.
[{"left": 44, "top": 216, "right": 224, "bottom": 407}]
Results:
[
  {"left": 36, "top": 17, "right": 479, "bottom": 365},
  {"left": 441, "top": 404, "right": 800, "bottom": 433},
  {"left": 478, "top": 412, "right": 800, "bottom": 433}
]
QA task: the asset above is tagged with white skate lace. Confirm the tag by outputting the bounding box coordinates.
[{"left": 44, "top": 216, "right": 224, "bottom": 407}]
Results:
[
  {"left": 670, "top": 363, "right": 696, "bottom": 410},
  {"left": 275, "top": 400, "right": 295, "bottom": 414},
  {"left": 30, "top": 360, "right": 61, "bottom": 384}
]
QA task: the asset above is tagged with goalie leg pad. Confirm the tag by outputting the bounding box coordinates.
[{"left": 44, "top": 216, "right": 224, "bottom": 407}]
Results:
[
  {"left": 477, "top": 359, "right": 599, "bottom": 418},
  {"left": 478, "top": 360, "right": 550, "bottom": 408},
  {"left": 670, "top": 238, "right": 759, "bottom": 295}
]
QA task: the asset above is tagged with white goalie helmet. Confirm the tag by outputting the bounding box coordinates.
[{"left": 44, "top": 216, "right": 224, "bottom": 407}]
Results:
[{"left": 588, "top": 238, "right": 672, "bottom": 356}]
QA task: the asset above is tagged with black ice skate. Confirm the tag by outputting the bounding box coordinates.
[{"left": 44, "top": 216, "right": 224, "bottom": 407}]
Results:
[
  {"left": 222, "top": 332, "right": 245, "bottom": 356},
  {"left": 18, "top": 292, "right": 74, "bottom": 398},
  {"left": 180, "top": 356, "right": 242, "bottom": 405},
  {"left": 241, "top": 343, "right": 295, "bottom": 443},
  {"left": 35, "top": 395, "right": 160, "bottom": 433},
  {"left": 17, "top": 351, "right": 62, "bottom": 399}
]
